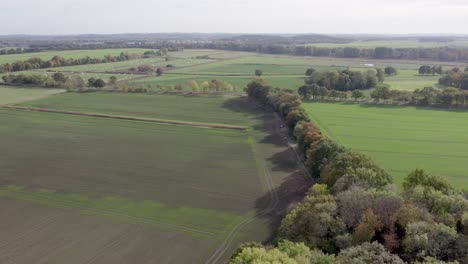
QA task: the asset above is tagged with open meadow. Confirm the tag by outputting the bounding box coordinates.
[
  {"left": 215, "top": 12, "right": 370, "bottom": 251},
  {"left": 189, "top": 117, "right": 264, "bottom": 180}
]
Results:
[
  {"left": 0, "top": 85, "right": 64, "bottom": 104},
  {"left": 305, "top": 102, "right": 468, "bottom": 188}
]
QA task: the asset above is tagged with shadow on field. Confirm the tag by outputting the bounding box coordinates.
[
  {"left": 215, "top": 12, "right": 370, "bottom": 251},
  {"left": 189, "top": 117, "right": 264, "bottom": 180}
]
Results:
[
  {"left": 223, "top": 97, "right": 314, "bottom": 242},
  {"left": 255, "top": 171, "right": 312, "bottom": 242}
]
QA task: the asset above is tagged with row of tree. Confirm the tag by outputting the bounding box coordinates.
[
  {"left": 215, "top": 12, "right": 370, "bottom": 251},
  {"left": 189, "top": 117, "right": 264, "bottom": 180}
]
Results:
[
  {"left": 182, "top": 42, "right": 468, "bottom": 62},
  {"left": 116, "top": 79, "right": 238, "bottom": 93},
  {"left": 0, "top": 52, "right": 142, "bottom": 73},
  {"left": 419, "top": 65, "right": 443, "bottom": 75},
  {"left": 236, "top": 79, "right": 468, "bottom": 263},
  {"left": 1, "top": 73, "right": 110, "bottom": 89},
  {"left": 369, "top": 85, "right": 468, "bottom": 107},
  {"left": 0, "top": 47, "right": 42, "bottom": 55},
  {"left": 303, "top": 69, "right": 382, "bottom": 92}
]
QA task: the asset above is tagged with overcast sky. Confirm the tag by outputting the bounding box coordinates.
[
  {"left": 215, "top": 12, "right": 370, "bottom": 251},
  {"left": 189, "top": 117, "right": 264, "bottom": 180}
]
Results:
[{"left": 2, "top": 0, "right": 468, "bottom": 35}]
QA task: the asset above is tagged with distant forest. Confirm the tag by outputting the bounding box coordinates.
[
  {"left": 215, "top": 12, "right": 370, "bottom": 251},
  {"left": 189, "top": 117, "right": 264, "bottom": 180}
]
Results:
[{"left": 1, "top": 33, "right": 468, "bottom": 62}]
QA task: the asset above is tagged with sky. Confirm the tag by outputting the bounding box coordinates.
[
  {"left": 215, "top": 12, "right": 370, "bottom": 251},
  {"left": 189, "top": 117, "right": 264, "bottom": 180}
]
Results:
[{"left": 2, "top": 0, "right": 468, "bottom": 35}]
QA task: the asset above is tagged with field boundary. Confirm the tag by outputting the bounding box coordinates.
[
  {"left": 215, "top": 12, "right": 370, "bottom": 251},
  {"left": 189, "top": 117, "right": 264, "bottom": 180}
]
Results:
[{"left": 1, "top": 105, "right": 248, "bottom": 131}]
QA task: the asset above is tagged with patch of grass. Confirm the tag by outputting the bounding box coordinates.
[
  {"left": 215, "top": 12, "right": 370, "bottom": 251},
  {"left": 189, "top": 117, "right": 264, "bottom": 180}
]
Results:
[
  {"left": 384, "top": 69, "right": 442, "bottom": 91},
  {"left": 304, "top": 102, "right": 468, "bottom": 188},
  {"left": 0, "top": 86, "right": 65, "bottom": 105}
]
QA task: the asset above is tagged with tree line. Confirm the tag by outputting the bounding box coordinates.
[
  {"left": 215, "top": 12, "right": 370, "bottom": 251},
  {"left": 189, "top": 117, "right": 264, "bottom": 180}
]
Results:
[
  {"left": 301, "top": 68, "right": 382, "bottom": 94},
  {"left": 367, "top": 85, "right": 468, "bottom": 107},
  {"left": 6, "top": 40, "right": 468, "bottom": 63},
  {"left": 2, "top": 72, "right": 111, "bottom": 89},
  {"left": 0, "top": 51, "right": 144, "bottom": 73},
  {"left": 236, "top": 79, "right": 468, "bottom": 264},
  {"left": 182, "top": 42, "right": 468, "bottom": 62}
]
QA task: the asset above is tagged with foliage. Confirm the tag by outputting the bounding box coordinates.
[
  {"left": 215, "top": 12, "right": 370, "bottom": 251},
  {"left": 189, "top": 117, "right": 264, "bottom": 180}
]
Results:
[
  {"left": 402, "top": 221, "right": 458, "bottom": 261},
  {"left": 305, "top": 69, "right": 378, "bottom": 91},
  {"left": 403, "top": 169, "right": 454, "bottom": 195},
  {"left": 336, "top": 242, "right": 404, "bottom": 264},
  {"left": 320, "top": 151, "right": 392, "bottom": 188}
]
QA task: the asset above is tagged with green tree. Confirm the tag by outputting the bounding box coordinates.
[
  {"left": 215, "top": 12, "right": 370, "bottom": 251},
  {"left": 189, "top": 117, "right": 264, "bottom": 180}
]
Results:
[
  {"left": 52, "top": 72, "right": 68, "bottom": 84},
  {"left": 285, "top": 108, "right": 310, "bottom": 129},
  {"left": 320, "top": 151, "right": 392, "bottom": 188},
  {"left": 402, "top": 221, "right": 458, "bottom": 261},
  {"left": 384, "top": 66, "right": 397, "bottom": 76},
  {"left": 403, "top": 169, "right": 453, "bottom": 195},
  {"left": 337, "top": 242, "right": 404, "bottom": 264},
  {"left": 156, "top": 68, "right": 163, "bottom": 76},
  {"left": 305, "top": 68, "right": 316, "bottom": 76},
  {"left": 351, "top": 90, "right": 364, "bottom": 100},
  {"left": 370, "top": 85, "right": 391, "bottom": 101},
  {"left": 376, "top": 68, "right": 385, "bottom": 82},
  {"left": 255, "top": 69, "right": 263, "bottom": 77}
]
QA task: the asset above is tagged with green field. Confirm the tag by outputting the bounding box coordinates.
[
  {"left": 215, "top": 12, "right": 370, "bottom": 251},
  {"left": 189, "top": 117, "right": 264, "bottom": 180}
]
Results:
[
  {"left": 305, "top": 102, "right": 468, "bottom": 188},
  {"left": 0, "top": 48, "right": 154, "bottom": 64},
  {"left": 0, "top": 91, "right": 300, "bottom": 262},
  {"left": 0, "top": 86, "right": 65, "bottom": 104},
  {"left": 385, "top": 69, "right": 441, "bottom": 91},
  {"left": 18, "top": 92, "right": 256, "bottom": 125}
]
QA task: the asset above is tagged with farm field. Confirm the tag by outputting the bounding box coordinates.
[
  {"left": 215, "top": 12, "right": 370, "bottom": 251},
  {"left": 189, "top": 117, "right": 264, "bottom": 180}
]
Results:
[
  {"left": 18, "top": 92, "right": 256, "bottom": 125},
  {"left": 0, "top": 197, "right": 220, "bottom": 264},
  {"left": 304, "top": 102, "right": 468, "bottom": 188},
  {"left": 0, "top": 48, "right": 154, "bottom": 64},
  {"left": 385, "top": 69, "right": 441, "bottom": 91},
  {"left": 0, "top": 93, "right": 301, "bottom": 263},
  {"left": 0, "top": 86, "right": 65, "bottom": 104}
]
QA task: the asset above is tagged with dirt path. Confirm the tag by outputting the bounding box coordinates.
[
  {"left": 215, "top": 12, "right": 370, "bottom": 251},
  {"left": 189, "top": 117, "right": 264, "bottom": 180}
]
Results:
[{"left": 1, "top": 105, "right": 248, "bottom": 131}]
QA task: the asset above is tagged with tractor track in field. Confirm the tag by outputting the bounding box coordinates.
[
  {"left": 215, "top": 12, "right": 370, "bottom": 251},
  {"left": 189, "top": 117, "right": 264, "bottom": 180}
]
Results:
[
  {"left": 0, "top": 212, "right": 65, "bottom": 250},
  {"left": 1, "top": 105, "right": 248, "bottom": 131},
  {"left": 204, "top": 128, "right": 279, "bottom": 264},
  {"left": 205, "top": 108, "right": 315, "bottom": 263},
  {"left": 205, "top": 109, "right": 314, "bottom": 263},
  {"left": 5, "top": 189, "right": 221, "bottom": 239},
  {"left": 80, "top": 227, "right": 135, "bottom": 264}
]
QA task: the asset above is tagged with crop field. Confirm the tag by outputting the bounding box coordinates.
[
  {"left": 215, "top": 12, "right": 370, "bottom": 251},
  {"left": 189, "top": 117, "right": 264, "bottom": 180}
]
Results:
[
  {"left": 0, "top": 197, "right": 220, "bottom": 264},
  {"left": 0, "top": 91, "right": 302, "bottom": 263},
  {"left": 0, "top": 48, "right": 154, "bottom": 64},
  {"left": 0, "top": 86, "right": 65, "bottom": 104},
  {"left": 18, "top": 92, "right": 255, "bottom": 125},
  {"left": 305, "top": 102, "right": 468, "bottom": 188}
]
